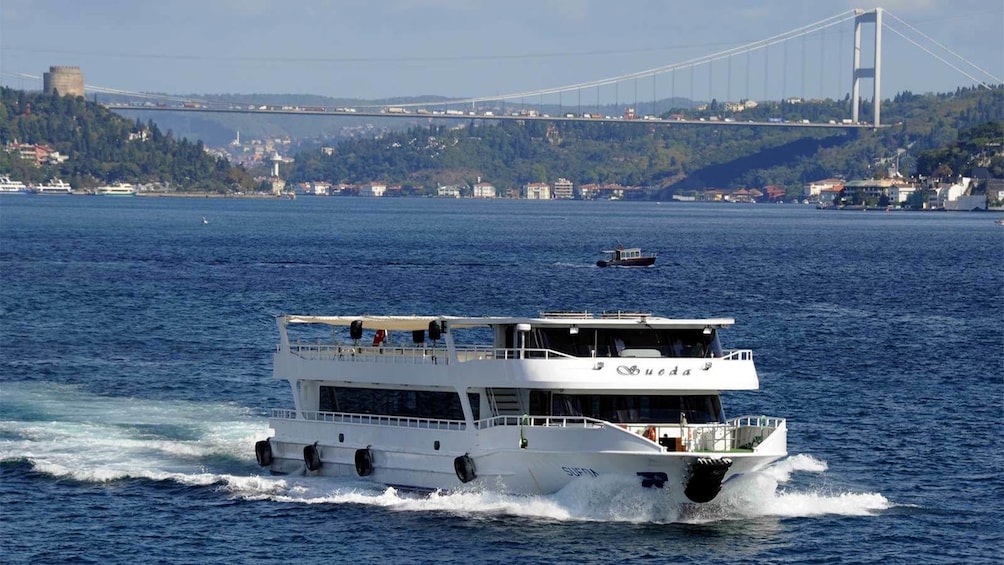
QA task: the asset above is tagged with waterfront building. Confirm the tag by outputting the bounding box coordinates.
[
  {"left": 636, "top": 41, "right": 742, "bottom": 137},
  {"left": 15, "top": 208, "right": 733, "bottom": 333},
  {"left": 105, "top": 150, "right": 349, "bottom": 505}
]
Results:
[
  {"left": 472, "top": 182, "right": 496, "bottom": 198},
  {"left": 804, "top": 178, "right": 844, "bottom": 198},
  {"left": 552, "top": 178, "right": 574, "bottom": 199},
  {"left": 437, "top": 185, "right": 461, "bottom": 198},
  {"left": 525, "top": 182, "right": 551, "bottom": 200},
  {"left": 360, "top": 183, "right": 386, "bottom": 197}
]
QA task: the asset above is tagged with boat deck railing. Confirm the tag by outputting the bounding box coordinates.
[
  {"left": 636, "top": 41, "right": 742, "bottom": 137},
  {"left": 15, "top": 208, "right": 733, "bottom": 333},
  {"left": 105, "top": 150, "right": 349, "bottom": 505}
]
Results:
[
  {"left": 474, "top": 413, "right": 784, "bottom": 452},
  {"left": 475, "top": 414, "right": 607, "bottom": 429},
  {"left": 284, "top": 341, "right": 752, "bottom": 364},
  {"left": 270, "top": 408, "right": 467, "bottom": 431}
]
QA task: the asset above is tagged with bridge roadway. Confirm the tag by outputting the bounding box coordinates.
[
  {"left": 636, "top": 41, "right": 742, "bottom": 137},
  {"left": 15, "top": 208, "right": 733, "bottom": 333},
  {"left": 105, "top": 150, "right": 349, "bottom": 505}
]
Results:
[{"left": 105, "top": 104, "right": 885, "bottom": 129}]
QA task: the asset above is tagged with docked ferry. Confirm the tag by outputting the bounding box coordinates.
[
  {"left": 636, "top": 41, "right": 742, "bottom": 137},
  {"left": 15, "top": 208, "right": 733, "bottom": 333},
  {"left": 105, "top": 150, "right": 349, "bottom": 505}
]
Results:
[
  {"left": 0, "top": 176, "right": 28, "bottom": 194},
  {"left": 31, "top": 178, "right": 73, "bottom": 194},
  {"left": 94, "top": 182, "right": 137, "bottom": 196},
  {"left": 256, "top": 311, "right": 787, "bottom": 503}
]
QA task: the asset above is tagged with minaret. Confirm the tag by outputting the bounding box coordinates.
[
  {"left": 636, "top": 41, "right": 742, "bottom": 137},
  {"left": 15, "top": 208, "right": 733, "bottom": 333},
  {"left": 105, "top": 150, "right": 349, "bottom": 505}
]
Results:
[
  {"left": 271, "top": 152, "right": 281, "bottom": 177},
  {"left": 270, "top": 152, "right": 285, "bottom": 196}
]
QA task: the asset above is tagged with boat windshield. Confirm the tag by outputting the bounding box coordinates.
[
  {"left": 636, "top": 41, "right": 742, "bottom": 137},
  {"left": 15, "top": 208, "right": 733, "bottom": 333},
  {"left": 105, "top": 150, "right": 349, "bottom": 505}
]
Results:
[{"left": 503, "top": 326, "right": 722, "bottom": 358}]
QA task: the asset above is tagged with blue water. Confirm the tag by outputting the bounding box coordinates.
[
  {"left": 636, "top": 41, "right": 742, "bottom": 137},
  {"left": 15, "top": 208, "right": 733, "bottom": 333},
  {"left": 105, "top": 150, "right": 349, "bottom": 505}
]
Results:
[{"left": 1, "top": 196, "right": 1001, "bottom": 564}]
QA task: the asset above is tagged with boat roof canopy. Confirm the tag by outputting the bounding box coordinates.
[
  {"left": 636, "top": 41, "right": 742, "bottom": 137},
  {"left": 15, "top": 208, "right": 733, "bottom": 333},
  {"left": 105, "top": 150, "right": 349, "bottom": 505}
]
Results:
[{"left": 280, "top": 313, "right": 735, "bottom": 331}]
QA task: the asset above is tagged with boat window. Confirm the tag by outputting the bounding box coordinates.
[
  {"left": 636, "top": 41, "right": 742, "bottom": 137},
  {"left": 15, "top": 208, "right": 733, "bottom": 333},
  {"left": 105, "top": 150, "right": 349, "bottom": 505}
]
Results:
[
  {"left": 547, "top": 393, "right": 723, "bottom": 424},
  {"left": 499, "top": 326, "right": 724, "bottom": 358},
  {"left": 319, "top": 386, "right": 466, "bottom": 420},
  {"left": 467, "top": 392, "right": 480, "bottom": 421}
]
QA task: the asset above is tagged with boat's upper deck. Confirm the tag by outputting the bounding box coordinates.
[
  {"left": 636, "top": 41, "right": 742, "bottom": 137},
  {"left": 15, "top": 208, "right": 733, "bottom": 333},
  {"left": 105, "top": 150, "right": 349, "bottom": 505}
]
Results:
[{"left": 275, "top": 312, "right": 759, "bottom": 391}]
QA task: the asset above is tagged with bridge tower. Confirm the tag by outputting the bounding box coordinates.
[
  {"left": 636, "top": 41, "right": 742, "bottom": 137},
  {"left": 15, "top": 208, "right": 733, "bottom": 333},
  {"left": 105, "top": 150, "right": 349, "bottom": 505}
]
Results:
[{"left": 852, "top": 8, "right": 882, "bottom": 127}]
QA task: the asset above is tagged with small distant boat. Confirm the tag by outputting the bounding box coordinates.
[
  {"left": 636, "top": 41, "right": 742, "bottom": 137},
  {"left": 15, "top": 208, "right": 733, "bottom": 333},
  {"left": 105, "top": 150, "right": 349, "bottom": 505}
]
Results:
[
  {"left": 596, "top": 244, "right": 657, "bottom": 268},
  {"left": 94, "top": 182, "right": 137, "bottom": 196},
  {"left": 202, "top": 216, "right": 209, "bottom": 224},
  {"left": 31, "top": 178, "right": 73, "bottom": 195},
  {"left": 0, "top": 176, "right": 28, "bottom": 194},
  {"left": 995, "top": 219, "right": 1004, "bottom": 226}
]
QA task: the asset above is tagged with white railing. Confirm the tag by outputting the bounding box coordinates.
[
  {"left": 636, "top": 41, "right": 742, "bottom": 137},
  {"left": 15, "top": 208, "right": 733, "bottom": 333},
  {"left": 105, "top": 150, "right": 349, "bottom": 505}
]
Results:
[
  {"left": 270, "top": 408, "right": 466, "bottom": 431},
  {"left": 287, "top": 342, "right": 446, "bottom": 365},
  {"left": 719, "top": 349, "right": 754, "bottom": 361},
  {"left": 684, "top": 415, "right": 785, "bottom": 452},
  {"left": 283, "top": 341, "right": 753, "bottom": 363},
  {"left": 283, "top": 342, "right": 581, "bottom": 364},
  {"left": 469, "top": 413, "right": 785, "bottom": 453},
  {"left": 474, "top": 414, "right": 608, "bottom": 429}
]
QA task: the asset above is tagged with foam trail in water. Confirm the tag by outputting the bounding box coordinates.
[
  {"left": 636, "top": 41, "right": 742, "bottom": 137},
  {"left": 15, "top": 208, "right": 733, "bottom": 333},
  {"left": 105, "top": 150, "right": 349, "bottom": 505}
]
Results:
[
  {"left": 3, "top": 382, "right": 890, "bottom": 522},
  {"left": 226, "top": 455, "right": 889, "bottom": 524},
  {"left": 0, "top": 381, "right": 269, "bottom": 487}
]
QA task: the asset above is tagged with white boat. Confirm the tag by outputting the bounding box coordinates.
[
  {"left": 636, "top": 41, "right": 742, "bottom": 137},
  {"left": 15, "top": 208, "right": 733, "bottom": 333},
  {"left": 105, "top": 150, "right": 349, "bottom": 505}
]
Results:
[
  {"left": 256, "top": 311, "right": 788, "bottom": 503},
  {"left": 31, "top": 178, "right": 73, "bottom": 195},
  {"left": 0, "top": 176, "right": 28, "bottom": 194},
  {"left": 94, "top": 182, "right": 137, "bottom": 196}
]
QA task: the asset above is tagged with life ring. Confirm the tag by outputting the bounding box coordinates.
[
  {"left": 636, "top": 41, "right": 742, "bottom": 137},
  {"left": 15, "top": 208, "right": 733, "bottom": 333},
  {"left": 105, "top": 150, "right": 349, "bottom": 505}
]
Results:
[
  {"left": 644, "top": 426, "right": 657, "bottom": 442},
  {"left": 372, "top": 329, "right": 387, "bottom": 346},
  {"left": 255, "top": 439, "right": 273, "bottom": 467},
  {"left": 454, "top": 454, "right": 477, "bottom": 483},
  {"left": 303, "top": 443, "right": 322, "bottom": 472},
  {"left": 355, "top": 447, "right": 374, "bottom": 477}
]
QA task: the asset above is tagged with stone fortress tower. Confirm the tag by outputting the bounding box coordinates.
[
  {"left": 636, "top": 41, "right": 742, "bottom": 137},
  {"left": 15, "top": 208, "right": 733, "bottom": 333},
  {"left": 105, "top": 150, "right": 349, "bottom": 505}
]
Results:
[{"left": 43, "top": 66, "right": 84, "bottom": 97}]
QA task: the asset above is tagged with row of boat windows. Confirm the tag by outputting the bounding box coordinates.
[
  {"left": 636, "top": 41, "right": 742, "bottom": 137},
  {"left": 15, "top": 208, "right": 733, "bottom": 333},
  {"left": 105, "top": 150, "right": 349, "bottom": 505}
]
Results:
[
  {"left": 510, "top": 327, "right": 723, "bottom": 358},
  {"left": 318, "top": 386, "right": 722, "bottom": 424},
  {"left": 319, "top": 386, "right": 480, "bottom": 421},
  {"left": 531, "top": 392, "right": 724, "bottom": 424}
]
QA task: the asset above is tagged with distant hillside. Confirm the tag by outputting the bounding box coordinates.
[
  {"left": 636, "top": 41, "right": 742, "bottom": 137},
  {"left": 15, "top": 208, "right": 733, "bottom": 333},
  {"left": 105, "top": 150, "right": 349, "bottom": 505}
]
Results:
[
  {"left": 0, "top": 88, "right": 256, "bottom": 191},
  {"left": 284, "top": 86, "right": 1004, "bottom": 197},
  {"left": 98, "top": 93, "right": 699, "bottom": 147}
]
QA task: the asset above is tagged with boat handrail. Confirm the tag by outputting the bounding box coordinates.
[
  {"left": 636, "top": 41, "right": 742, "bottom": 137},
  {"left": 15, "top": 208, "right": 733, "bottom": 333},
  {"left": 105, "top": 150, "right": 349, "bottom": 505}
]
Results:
[
  {"left": 285, "top": 341, "right": 446, "bottom": 364},
  {"left": 730, "top": 414, "right": 786, "bottom": 428},
  {"left": 270, "top": 408, "right": 467, "bottom": 430},
  {"left": 459, "top": 346, "right": 578, "bottom": 360},
  {"left": 719, "top": 349, "right": 754, "bottom": 361},
  {"left": 281, "top": 340, "right": 751, "bottom": 363},
  {"left": 474, "top": 414, "right": 608, "bottom": 429},
  {"left": 473, "top": 413, "right": 785, "bottom": 452}
]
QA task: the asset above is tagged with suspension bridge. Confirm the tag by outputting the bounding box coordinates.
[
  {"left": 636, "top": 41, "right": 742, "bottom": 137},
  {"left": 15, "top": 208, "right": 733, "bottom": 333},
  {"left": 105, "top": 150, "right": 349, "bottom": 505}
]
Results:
[{"left": 4, "top": 8, "right": 1000, "bottom": 130}]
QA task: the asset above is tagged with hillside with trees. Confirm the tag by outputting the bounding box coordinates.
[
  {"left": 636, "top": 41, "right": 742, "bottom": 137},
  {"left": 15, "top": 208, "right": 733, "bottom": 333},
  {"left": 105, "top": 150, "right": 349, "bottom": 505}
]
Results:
[
  {"left": 0, "top": 87, "right": 256, "bottom": 192},
  {"left": 286, "top": 86, "right": 1004, "bottom": 199},
  {"left": 1, "top": 85, "right": 1001, "bottom": 198}
]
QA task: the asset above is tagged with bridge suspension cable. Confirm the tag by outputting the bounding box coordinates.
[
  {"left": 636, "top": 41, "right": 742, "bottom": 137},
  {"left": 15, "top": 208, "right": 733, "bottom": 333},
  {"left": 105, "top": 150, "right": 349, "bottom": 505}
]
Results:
[
  {"left": 378, "top": 9, "right": 860, "bottom": 109},
  {"left": 883, "top": 10, "right": 1002, "bottom": 88}
]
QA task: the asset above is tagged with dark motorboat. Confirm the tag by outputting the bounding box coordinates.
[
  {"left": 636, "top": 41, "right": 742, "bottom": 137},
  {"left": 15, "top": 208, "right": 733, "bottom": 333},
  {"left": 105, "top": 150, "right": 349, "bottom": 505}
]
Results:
[{"left": 596, "top": 244, "right": 657, "bottom": 267}]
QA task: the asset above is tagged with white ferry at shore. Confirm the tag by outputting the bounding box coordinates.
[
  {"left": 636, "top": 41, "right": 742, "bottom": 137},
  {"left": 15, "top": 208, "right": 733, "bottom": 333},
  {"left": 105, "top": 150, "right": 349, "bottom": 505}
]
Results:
[
  {"left": 0, "top": 176, "right": 28, "bottom": 194},
  {"left": 256, "top": 311, "right": 788, "bottom": 503},
  {"left": 94, "top": 182, "right": 137, "bottom": 196},
  {"left": 31, "top": 178, "right": 73, "bottom": 194}
]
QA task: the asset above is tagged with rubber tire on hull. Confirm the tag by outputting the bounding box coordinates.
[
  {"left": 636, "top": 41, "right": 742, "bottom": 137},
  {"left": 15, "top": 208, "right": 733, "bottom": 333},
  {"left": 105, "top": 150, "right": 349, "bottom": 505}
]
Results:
[
  {"left": 255, "top": 440, "right": 273, "bottom": 467},
  {"left": 454, "top": 454, "right": 476, "bottom": 483},
  {"left": 684, "top": 457, "right": 733, "bottom": 503},
  {"left": 355, "top": 448, "right": 374, "bottom": 477},
  {"left": 303, "top": 443, "right": 322, "bottom": 472}
]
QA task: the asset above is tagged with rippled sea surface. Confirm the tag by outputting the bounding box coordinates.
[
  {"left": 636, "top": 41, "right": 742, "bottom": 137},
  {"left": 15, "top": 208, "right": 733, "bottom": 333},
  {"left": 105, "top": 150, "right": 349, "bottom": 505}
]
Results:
[{"left": 1, "top": 196, "right": 1001, "bottom": 564}]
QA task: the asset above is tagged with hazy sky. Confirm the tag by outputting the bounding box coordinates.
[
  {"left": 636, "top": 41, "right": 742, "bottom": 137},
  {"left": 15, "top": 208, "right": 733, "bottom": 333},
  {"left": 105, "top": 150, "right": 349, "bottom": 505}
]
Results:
[{"left": 2, "top": 0, "right": 1001, "bottom": 105}]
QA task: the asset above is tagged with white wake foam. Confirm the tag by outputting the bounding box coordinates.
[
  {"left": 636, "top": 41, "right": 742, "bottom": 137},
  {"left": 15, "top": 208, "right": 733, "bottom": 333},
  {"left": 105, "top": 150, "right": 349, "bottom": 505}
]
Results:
[{"left": 2, "top": 381, "right": 891, "bottom": 522}]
